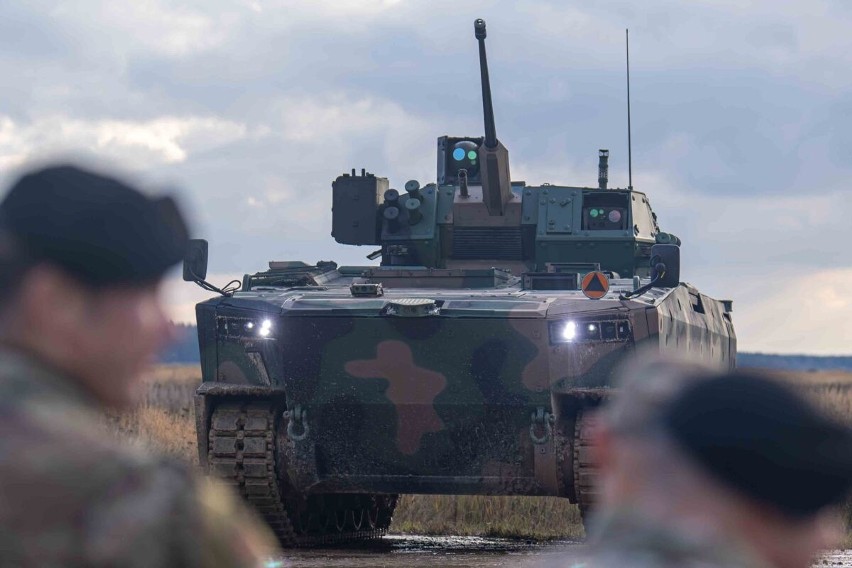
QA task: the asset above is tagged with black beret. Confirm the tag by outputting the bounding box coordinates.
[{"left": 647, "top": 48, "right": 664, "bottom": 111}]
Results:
[
  {"left": 0, "top": 164, "right": 189, "bottom": 287},
  {"left": 663, "top": 371, "right": 852, "bottom": 518}
]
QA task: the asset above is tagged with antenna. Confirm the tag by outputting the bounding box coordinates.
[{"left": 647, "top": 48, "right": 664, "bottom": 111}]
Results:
[{"left": 626, "top": 28, "right": 633, "bottom": 191}]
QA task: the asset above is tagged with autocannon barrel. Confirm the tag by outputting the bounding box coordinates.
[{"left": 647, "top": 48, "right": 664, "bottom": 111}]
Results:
[
  {"left": 475, "top": 19, "right": 497, "bottom": 149},
  {"left": 473, "top": 18, "right": 512, "bottom": 217}
]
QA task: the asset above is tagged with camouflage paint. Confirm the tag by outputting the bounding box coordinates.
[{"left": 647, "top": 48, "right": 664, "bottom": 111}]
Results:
[
  {"left": 194, "top": 276, "right": 734, "bottom": 499},
  {"left": 345, "top": 340, "right": 448, "bottom": 455}
]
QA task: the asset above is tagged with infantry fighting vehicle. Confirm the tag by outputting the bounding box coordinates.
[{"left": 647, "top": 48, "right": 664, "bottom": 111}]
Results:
[{"left": 185, "top": 19, "right": 736, "bottom": 546}]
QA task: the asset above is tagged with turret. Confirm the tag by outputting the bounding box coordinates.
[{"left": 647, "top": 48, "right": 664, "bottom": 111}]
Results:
[
  {"left": 330, "top": 19, "right": 678, "bottom": 281},
  {"left": 474, "top": 19, "right": 512, "bottom": 216}
]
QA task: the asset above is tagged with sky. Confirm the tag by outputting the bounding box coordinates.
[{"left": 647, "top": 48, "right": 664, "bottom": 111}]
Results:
[{"left": 0, "top": 0, "right": 850, "bottom": 355}]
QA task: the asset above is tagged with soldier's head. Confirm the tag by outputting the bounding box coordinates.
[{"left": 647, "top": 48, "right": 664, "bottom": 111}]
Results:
[
  {"left": 0, "top": 164, "right": 189, "bottom": 408},
  {"left": 592, "top": 358, "right": 852, "bottom": 568}
]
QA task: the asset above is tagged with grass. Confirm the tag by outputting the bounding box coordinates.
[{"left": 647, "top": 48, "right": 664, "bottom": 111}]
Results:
[
  {"left": 101, "top": 364, "right": 199, "bottom": 463},
  {"left": 103, "top": 407, "right": 198, "bottom": 462},
  {"left": 109, "top": 365, "right": 852, "bottom": 541},
  {"left": 392, "top": 494, "right": 584, "bottom": 540},
  {"left": 142, "top": 364, "right": 204, "bottom": 385},
  {"left": 774, "top": 370, "right": 852, "bottom": 424}
]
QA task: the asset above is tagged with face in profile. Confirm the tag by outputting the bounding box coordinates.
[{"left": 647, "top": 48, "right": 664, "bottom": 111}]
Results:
[{"left": 75, "top": 282, "right": 174, "bottom": 407}]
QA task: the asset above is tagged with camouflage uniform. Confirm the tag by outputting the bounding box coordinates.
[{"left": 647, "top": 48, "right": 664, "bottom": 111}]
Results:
[
  {"left": 581, "top": 510, "right": 770, "bottom": 568},
  {"left": 0, "top": 348, "right": 280, "bottom": 568}
]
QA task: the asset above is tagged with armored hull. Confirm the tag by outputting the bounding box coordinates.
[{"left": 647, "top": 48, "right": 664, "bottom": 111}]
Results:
[{"left": 193, "top": 270, "right": 734, "bottom": 544}]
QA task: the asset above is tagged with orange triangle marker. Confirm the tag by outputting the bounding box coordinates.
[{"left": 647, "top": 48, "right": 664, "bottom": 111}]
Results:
[{"left": 581, "top": 271, "right": 610, "bottom": 300}]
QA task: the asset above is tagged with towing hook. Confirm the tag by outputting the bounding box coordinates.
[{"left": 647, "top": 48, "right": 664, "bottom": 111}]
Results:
[
  {"left": 529, "top": 407, "right": 555, "bottom": 445},
  {"left": 284, "top": 405, "right": 309, "bottom": 441}
]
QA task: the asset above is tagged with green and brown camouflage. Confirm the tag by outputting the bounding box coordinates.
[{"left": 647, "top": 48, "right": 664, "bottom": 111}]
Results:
[
  {"left": 0, "top": 348, "right": 278, "bottom": 566},
  {"left": 188, "top": 18, "right": 735, "bottom": 546}
]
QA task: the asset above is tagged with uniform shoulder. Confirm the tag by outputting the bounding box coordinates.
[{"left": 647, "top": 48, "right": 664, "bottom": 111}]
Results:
[
  {"left": 1, "top": 406, "right": 279, "bottom": 567},
  {"left": 0, "top": 390, "right": 168, "bottom": 483},
  {"left": 83, "top": 460, "right": 278, "bottom": 567}
]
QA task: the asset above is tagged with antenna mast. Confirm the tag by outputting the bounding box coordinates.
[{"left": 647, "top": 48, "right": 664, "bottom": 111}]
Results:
[{"left": 626, "top": 28, "right": 633, "bottom": 190}]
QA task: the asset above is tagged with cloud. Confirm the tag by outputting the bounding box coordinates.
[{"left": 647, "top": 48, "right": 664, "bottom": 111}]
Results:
[
  {"left": 642, "top": 174, "right": 852, "bottom": 273},
  {"left": 1, "top": 0, "right": 850, "bottom": 354},
  {"left": 274, "top": 94, "right": 435, "bottom": 173},
  {"left": 49, "top": 0, "right": 232, "bottom": 58},
  {"left": 0, "top": 114, "right": 250, "bottom": 172},
  {"left": 732, "top": 267, "right": 852, "bottom": 355}
]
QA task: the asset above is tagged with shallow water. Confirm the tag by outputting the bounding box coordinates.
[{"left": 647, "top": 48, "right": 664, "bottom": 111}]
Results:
[
  {"left": 268, "top": 535, "right": 852, "bottom": 568},
  {"left": 269, "top": 536, "right": 578, "bottom": 567}
]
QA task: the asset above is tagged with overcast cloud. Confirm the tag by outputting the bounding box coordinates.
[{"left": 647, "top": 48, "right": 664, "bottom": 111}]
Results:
[{"left": 1, "top": 0, "right": 850, "bottom": 354}]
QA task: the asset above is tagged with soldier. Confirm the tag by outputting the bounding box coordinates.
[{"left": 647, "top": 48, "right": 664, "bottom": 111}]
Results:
[
  {"left": 581, "top": 359, "right": 852, "bottom": 568},
  {"left": 0, "top": 165, "right": 280, "bottom": 567}
]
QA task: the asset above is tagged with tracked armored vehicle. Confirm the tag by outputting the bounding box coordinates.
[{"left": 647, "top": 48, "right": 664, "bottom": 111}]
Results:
[{"left": 185, "top": 19, "right": 736, "bottom": 546}]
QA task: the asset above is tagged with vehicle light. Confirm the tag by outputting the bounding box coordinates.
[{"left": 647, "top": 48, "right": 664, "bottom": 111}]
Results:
[
  {"left": 218, "top": 315, "right": 276, "bottom": 340},
  {"left": 550, "top": 319, "right": 632, "bottom": 344},
  {"left": 583, "top": 323, "right": 601, "bottom": 341},
  {"left": 258, "top": 319, "right": 272, "bottom": 337}
]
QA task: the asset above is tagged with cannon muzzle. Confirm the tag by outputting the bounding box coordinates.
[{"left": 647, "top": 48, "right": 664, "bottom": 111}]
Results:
[{"left": 474, "top": 18, "right": 486, "bottom": 39}]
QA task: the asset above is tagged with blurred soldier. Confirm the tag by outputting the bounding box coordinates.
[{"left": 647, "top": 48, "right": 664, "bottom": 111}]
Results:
[
  {"left": 0, "top": 165, "right": 280, "bottom": 567},
  {"left": 584, "top": 359, "right": 852, "bottom": 568}
]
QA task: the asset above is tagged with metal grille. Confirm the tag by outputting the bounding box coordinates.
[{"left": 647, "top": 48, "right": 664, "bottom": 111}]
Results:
[{"left": 451, "top": 227, "right": 523, "bottom": 260}]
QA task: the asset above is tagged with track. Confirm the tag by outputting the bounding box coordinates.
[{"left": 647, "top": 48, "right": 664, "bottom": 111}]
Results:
[
  {"left": 572, "top": 408, "right": 599, "bottom": 516},
  {"left": 206, "top": 400, "right": 396, "bottom": 547}
]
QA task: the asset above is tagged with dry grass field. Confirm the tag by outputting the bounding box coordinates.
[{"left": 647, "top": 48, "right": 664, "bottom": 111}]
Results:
[
  {"left": 102, "top": 365, "right": 200, "bottom": 462},
  {"left": 108, "top": 365, "right": 852, "bottom": 540},
  {"left": 392, "top": 494, "right": 584, "bottom": 539},
  {"left": 774, "top": 370, "right": 852, "bottom": 424}
]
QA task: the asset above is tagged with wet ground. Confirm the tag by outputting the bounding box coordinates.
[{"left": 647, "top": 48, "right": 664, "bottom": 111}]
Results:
[
  {"left": 269, "top": 535, "right": 852, "bottom": 567},
  {"left": 818, "top": 551, "right": 852, "bottom": 567},
  {"left": 271, "top": 536, "right": 577, "bottom": 567}
]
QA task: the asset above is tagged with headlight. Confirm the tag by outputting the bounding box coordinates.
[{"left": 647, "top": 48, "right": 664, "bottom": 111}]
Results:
[
  {"left": 258, "top": 319, "right": 273, "bottom": 337},
  {"left": 561, "top": 321, "right": 577, "bottom": 341},
  {"left": 550, "top": 319, "right": 631, "bottom": 344},
  {"left": 217, "top": 316, "right": 276, "bottom": 339}
]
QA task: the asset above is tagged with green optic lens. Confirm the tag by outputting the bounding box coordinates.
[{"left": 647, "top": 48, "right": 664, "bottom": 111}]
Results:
[
  {"left": 590, "top": 209, "right": 599, "bottom": 218},
  {"left": 467, "top": 150, "right": 477, "bottom": 160}
]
